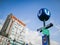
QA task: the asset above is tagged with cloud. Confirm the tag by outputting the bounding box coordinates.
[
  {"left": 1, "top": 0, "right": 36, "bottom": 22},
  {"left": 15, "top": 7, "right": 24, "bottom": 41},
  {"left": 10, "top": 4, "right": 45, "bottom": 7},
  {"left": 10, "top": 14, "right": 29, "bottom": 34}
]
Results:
[
  {"left": 24, "top": 28, "right": 42, "bottom": 45},
  {"left": 23, "top": 20, "right": 31, "bottom": 24},
  {"left": 50, "top": 40, "right": 60, "bottom": 45},
  {"left": 50, "top": 19, "right": 60, "bottom": 35},
  {"left": 50, "top": 19, "right": 60, "bottom": 30},
  {"left": 24, "top": 28, "right": 60, "bottom": 45}
]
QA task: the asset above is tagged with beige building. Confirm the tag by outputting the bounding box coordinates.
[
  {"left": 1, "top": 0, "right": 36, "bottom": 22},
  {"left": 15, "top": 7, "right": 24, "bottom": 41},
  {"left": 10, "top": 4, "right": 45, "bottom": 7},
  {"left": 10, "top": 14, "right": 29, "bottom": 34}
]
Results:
[
  {"left": 0, "top": 35, "right": 25, "bottom": 45},
  {"left": 0, "top": 14, "right": 26, "bottom": 43}
]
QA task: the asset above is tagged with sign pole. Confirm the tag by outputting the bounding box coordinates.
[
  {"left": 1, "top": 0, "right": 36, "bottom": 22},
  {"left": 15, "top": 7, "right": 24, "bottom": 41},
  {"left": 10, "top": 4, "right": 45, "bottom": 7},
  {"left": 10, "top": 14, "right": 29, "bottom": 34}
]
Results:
[
  {"left": 37, "top": 8, "right": 52, "bottom": 45},
  {"left": 42, "top": 20, "right": 50, "bottom": 45}
]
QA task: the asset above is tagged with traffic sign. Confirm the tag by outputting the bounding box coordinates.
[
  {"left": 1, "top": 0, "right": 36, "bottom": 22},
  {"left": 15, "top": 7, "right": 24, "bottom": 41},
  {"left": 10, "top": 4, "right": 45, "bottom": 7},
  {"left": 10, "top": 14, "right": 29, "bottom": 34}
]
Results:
[{"left": 42, "top": 28, "right": 49, "bottom": 36}]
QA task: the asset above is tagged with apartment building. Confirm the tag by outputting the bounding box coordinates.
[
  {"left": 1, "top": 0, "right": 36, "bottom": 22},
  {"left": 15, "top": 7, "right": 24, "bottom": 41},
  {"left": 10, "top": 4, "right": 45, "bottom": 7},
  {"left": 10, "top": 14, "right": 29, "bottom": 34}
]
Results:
[{"left": 0, "top": 14, "right": 26, "bottom": 43}]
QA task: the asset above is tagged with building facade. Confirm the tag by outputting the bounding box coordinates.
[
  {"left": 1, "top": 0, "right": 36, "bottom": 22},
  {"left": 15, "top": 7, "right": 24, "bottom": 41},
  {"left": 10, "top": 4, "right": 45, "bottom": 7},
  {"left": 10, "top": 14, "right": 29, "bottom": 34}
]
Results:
[{"left": 0, "top": 14, "right": 26, "bottom": 43}]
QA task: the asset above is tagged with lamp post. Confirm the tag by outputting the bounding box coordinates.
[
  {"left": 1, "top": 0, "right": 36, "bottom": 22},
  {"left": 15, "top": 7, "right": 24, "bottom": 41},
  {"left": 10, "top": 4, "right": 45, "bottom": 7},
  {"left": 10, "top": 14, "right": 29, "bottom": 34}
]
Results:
[{"left": 37, "top": 8, "right": 53, "bottom": 45}]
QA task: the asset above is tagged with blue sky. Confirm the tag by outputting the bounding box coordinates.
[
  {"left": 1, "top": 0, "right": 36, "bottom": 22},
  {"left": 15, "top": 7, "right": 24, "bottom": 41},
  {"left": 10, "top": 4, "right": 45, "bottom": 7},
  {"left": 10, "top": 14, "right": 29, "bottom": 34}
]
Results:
[{"left": 0, "top": 0, "right": 60, "bottom": 44}]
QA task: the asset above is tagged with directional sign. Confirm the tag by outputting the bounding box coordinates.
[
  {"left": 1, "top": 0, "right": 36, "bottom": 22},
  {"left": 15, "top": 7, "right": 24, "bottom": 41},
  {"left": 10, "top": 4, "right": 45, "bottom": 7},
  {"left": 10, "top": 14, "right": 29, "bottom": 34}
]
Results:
[{"left": 42, "top": 28, "right": 49, "bottom": 36}]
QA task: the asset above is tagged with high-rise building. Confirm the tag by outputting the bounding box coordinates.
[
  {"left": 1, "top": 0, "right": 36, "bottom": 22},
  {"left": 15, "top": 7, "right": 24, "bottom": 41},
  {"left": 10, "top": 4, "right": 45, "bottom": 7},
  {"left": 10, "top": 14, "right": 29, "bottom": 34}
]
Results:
[{"left": 0, "top": 14, "right": 26, "bottom": 43}]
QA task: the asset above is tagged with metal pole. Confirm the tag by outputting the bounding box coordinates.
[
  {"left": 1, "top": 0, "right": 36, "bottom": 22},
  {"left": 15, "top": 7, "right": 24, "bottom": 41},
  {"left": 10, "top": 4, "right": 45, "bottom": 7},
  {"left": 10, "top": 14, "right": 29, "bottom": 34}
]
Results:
[
  {"left": 43, "top": 20, "right": 50, "bottom": 45},
  {"left": 47, "top": 35, "right": 50, "bottom": 45},
  {"left": 43, "top": 20, "right": 45, "bottom": 27}
]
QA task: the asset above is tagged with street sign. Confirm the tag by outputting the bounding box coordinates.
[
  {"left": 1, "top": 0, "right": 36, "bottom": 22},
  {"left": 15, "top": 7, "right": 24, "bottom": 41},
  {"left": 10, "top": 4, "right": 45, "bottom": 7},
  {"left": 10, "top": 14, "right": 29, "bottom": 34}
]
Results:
[
  {"left": 37, "top": 8, "right": 51, "bottom": 21},
  {"left": 42, "top": 28, "right": 49, "bottom": 36},
  {"left": 37, "top": 8, "right": 52, "bottom": 45},
  {"left": 42, "top": 35, "right": 48, "bottom": 45}
]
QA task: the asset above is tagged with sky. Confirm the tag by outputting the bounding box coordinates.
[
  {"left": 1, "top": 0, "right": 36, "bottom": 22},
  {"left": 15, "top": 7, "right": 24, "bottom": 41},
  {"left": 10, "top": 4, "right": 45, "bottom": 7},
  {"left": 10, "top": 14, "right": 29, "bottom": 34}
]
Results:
[{"left": 0, "top": 0, "right": 60, "bottom": 45}]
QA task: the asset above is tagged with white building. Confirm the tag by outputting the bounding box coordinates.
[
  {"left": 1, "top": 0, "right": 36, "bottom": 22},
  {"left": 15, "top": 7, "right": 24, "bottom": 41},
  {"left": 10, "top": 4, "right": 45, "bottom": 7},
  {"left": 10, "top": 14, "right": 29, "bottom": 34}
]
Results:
[{"left": 0, "top": 14, "right": 26, "bottom": 43}]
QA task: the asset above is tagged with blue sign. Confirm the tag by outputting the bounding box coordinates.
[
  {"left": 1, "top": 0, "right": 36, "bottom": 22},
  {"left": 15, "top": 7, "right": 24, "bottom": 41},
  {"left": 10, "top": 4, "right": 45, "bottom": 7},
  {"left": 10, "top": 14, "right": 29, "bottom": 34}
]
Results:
[
  {"left": 37, "top": 8, "right": 51, "bottom": 21},
  {"left": 42, "top": 35, "right": 48, "bottom": 45}
]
